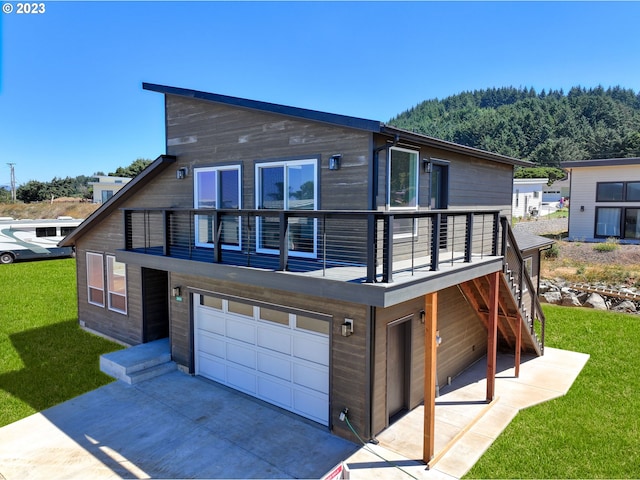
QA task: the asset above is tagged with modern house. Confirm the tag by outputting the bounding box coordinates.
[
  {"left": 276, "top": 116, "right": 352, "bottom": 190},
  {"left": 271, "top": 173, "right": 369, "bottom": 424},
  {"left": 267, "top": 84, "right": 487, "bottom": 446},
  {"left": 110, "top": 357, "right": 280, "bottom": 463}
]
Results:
[
  {"left": 562, "top": 157, "right": 640, "bottom": 242},
  {"left": 512, "top": 178, "right": 547, "bottom": 218},
  {"left": 61, "top": 83, "right": 547, "bottom": 464},
  {"left": 89, "top": 175, "right": 132, "bottom": 204}
]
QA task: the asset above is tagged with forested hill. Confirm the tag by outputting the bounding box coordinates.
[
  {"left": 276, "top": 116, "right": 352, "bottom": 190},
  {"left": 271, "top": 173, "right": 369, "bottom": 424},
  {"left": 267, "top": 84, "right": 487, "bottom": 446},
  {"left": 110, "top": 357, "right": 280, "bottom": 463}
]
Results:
[{"left": 388, "top": 86, "right": 640, "bottom": 166}]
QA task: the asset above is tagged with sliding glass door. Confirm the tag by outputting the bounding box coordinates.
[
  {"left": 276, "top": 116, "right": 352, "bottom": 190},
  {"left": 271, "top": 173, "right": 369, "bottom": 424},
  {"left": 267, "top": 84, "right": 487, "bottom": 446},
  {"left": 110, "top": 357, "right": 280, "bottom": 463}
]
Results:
[{"left": 256, "top": 159, "right": 317, "bottom": 257}]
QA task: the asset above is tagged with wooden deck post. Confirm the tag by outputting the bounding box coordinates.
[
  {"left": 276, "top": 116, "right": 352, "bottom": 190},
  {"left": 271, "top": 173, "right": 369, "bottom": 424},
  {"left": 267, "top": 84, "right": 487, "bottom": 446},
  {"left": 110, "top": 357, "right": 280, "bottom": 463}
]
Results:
[
  {"left": 486, "top": 272, "right": 499, "bottom": 401},
  {"left": 423, "top": 292, "right": 438, "bottom": 463},
  {"left": 515, "top": 313, "right": 522, "bottom": 378}
]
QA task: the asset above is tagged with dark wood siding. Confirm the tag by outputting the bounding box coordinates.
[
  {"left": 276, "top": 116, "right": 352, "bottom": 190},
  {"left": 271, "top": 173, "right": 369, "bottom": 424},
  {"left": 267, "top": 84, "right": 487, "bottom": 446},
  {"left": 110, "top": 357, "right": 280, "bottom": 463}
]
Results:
[
  {"left": 371, "top": 286, "right": 486, "bottom": 436},
  {"left": 164, "top": 95, "right": 373, "bottom": 211},
  {"left": 168, "top": 272, "right": 370, "bottom": 441},
  {"left": 75, "top": 213, "right": 143, "bottom": 345}
]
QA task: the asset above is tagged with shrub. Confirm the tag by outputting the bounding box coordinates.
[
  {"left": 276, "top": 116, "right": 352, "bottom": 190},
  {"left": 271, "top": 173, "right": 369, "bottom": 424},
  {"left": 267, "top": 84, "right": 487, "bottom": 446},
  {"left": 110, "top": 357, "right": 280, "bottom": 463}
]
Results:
[
  {"left": 593, "top": 237, "right": 619, "bottom": 252},
  {"left": 544, "top": 244, "right": 559, "bottom": 259}
]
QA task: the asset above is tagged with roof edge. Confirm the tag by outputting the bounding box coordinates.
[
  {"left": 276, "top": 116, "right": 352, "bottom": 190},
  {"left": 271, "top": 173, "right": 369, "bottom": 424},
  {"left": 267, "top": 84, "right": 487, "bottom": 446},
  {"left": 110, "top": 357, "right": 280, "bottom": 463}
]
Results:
[
  {"left": 59, "top": 155, "right": 177, "bottom": 247},
  {"left": 143, "top": 82, "right": 383, "bottom": 132},
  {"left": 561, "top": 157, "right": 640, "bottom": 168}
]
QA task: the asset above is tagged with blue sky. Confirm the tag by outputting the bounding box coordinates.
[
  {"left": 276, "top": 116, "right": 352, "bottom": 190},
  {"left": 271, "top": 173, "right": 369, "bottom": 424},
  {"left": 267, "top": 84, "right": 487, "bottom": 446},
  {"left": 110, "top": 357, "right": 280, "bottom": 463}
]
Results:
[{"left": 1, "top": 1, "right": 640, "bottom": 185}]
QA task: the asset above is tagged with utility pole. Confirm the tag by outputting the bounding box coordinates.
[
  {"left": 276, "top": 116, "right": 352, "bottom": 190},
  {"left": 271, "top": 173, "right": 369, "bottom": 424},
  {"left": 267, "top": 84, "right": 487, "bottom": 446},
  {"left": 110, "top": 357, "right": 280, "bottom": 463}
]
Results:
[{"left": 7, "top": 163, "right": 16, "bottom": 202}]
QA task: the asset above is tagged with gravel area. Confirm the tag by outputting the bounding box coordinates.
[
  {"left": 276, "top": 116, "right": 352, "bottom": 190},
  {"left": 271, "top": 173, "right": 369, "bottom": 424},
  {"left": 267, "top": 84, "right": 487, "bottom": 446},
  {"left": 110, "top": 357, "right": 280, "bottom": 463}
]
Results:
[{"left": 513, "top": 217, "right": 568, "bottom": 236}]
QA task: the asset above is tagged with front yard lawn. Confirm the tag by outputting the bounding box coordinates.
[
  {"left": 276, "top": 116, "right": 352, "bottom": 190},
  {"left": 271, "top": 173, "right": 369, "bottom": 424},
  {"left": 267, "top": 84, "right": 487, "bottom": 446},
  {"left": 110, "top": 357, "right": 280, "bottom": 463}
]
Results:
[
  {"left": 467, "top": 304, "right": 640, "bottom": 478},
  {"left": 0, "top": 259, "right": 122, "bottom": 427}
]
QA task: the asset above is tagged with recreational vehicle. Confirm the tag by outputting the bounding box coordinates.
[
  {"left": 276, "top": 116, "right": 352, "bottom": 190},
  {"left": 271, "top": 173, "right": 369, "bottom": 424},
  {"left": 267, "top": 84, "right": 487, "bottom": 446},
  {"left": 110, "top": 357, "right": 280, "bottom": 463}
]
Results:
[{"left": 0, "top": 217, "right": 82, "bottom": 264}]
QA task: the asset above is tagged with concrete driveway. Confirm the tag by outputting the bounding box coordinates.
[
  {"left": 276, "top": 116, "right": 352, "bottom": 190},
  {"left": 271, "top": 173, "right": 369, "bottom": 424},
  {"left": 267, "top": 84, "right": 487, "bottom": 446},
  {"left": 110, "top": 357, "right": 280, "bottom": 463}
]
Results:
[{"left": 0, "top": 371, "right": 357, "bottom": 479}]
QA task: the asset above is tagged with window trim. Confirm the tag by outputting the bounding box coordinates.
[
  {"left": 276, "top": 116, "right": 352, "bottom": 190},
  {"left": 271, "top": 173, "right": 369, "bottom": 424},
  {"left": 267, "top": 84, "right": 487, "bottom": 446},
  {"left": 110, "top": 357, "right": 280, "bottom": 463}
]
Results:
[
  {"left": 596, "top": 181, "right": 640, "bottom": 203},
  {"left": 86, "top": 252, "right": 105, "bottom": 308},
  {"left": 193, "top": 164, "right": 242, "bottom": 250},
  {"left": 387, "top": 146, "right": 419, "bottom": 211},
  {"left": 594, "top": 206, "right": 622, "bottom": 238},
  {"left": 106, "top": 255, "right": 127, "bottom": 315}
]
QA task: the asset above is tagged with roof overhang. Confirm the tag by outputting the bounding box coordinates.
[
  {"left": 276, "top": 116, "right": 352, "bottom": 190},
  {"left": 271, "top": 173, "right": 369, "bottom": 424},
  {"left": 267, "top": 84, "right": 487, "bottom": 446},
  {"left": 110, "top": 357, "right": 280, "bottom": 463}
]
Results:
[
  {"left": 143, "top": 82, "right": 530, "bottom": 168},
  {"left": 59, "top": 155, "right": 177, "bottom": 247},
  {"left": 561, "top": 157, "right": 640, "bottom": 168}
]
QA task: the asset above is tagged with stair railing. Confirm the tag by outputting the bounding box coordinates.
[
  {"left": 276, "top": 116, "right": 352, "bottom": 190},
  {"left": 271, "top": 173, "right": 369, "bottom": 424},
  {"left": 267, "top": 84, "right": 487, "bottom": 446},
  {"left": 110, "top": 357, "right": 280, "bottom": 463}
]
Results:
[{"left": 500, "top": 217, "right": 546, "bottom": 353}]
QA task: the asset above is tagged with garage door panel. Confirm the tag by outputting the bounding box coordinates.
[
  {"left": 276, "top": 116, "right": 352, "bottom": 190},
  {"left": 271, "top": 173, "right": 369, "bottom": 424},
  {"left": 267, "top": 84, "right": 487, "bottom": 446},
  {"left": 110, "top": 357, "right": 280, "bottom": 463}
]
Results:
[
  {"left": 257, "top": 351, "right": 291, "bottom": 381},
  {"left": 293, "top": 335, "right": 329, "bottom": 366},
  {"left": 294, "top": 390, "right": 329, "bottom": 425},
  {"left": 198, "top": 355, "right": 226, "bottom": 383},
  {"left": 257, "top": 326, "right": 291, "bottom": 354},
  {"left": 257, "top": 376, "right": 292, "bottom": 408},
  {"left": 227, "top": 342, "right": 256, "bottom": 369},
  {"left": 198, "top": 332, "right": 225, "bottom": 359},
  {"left": 293, "top": 363, "right": 328, "bottom": 393},
  {"left": 227, "top": 365, "right": 256, "bottom": 394},
  {"left": 226, "top": 319, "right": 255, "bottom": 344},
  {"left": 198, "top": 312, "right": 225, "bottom": 336}
]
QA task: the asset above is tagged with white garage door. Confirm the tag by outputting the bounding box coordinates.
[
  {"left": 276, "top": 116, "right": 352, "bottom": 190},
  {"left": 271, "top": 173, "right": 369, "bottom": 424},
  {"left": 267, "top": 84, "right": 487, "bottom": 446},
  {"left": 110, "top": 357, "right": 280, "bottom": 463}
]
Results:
[{"left": 194, "top": 294, "right": 330, "bottom": 425}]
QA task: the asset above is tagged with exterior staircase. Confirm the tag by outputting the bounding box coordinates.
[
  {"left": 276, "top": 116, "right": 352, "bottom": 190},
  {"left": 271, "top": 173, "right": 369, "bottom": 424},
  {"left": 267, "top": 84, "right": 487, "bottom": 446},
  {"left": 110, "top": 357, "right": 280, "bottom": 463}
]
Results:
[
  {"left": 100, "top": 337, "right": 177, "bottom": 384},
  {"left": 459, "top": 218, "right": 545, "bottom": 357}
]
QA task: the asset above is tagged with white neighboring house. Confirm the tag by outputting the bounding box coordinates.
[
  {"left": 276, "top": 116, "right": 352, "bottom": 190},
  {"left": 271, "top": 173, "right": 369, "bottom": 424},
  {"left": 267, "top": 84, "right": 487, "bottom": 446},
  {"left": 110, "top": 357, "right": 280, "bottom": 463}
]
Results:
[
  {"left": 512, "top": 178, "right": 547, "bottom": 218},
  {"left": 562, "top": 157, "right": 640, "bottom": 243},
  {"left": 89, "top": 176, "right": 132, "bottom": 204},
  {"left": 542, "top": 178, "right": 570, "bottom": 204}
]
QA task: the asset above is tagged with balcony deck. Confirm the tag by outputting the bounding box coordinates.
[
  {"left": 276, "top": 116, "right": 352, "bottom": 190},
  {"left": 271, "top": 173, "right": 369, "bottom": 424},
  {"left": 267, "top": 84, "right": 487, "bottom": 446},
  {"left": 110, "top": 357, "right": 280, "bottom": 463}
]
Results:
[{"left": 120, "top": 208, "right": 505, "bottom": 307}]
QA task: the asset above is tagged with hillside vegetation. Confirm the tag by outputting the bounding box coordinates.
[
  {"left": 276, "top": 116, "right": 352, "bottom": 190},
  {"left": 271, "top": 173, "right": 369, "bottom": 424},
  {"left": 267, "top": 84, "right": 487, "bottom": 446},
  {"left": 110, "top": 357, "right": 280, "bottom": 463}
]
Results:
[
  {"left": 389, "top": 86, "right": 640, "bottom": 165},
  {"left": 0, "top": 201, "right": 98, "bottom": 220}
]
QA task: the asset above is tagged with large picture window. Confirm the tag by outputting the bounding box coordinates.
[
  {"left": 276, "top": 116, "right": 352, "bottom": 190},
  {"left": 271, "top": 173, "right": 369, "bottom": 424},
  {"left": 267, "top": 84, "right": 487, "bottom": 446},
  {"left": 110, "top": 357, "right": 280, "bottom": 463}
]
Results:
[
  {"left": 87, "top": 252, "right": 105, "bottom": 307},
  {"left": 596, "top": 181, "right": 640, "bottom": 202},
  {"left": 107, "top": 255, "right": 127, "bottom": 314},
  {"left": 255, "top": 159, "right": 317, "bottom": 256},
  {"left": 194, "top": 166, "right": 241, "bottom": 249}
]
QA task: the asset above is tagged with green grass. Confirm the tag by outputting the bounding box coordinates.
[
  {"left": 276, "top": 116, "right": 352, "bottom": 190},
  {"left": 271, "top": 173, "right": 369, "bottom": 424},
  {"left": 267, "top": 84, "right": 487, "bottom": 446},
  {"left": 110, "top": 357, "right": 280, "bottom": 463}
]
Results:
[
  {"left": 466, "top": 304, "right": 640, "bottom": 478},
  {"left": 0, "top": 259, "right": 122, "bottom": 427}
]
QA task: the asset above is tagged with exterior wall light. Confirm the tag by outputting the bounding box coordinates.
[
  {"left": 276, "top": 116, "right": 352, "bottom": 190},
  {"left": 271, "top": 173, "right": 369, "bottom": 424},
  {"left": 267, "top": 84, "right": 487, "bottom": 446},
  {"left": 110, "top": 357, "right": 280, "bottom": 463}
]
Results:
[
  {"left": 341, "top": 318, "right": 354, "bottom": 336},
  {"left": 423, "top": 158, "right": 431, "bottom": 173},
  {"left": 176, "top": 167, "right": 188, "bottom": 179},
  {"left": 329, "top": 154, "right": 342, "bottom": 171},
  {"left": 580, "top": 205, "right": 585, "bottom": 212}
]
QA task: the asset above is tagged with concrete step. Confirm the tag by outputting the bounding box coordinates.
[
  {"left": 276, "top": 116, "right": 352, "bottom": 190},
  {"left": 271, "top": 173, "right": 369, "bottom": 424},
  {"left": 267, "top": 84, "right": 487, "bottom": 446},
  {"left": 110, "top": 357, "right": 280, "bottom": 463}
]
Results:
[
  {"left": 100, "top": 338, "right": 172, "bottom": 383},
  {"left": 125, "top": 361, "right": 177, "bottom": 385}
]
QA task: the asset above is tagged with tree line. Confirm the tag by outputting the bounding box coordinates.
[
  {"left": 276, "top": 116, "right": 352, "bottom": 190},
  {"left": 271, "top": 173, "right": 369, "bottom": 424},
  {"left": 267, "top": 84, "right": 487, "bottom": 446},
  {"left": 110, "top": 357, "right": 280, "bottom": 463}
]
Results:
[
  {"left": 3, "top": 158, "right": 152, "bottom": 203},
  {"left": 389, "top": 85, "right": 640, "bottom": 167}
]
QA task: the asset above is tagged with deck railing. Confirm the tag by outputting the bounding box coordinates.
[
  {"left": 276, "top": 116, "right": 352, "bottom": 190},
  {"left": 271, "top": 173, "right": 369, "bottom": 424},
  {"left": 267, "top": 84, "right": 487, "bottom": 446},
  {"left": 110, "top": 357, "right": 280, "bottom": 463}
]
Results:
[{"left": 122, "top": 208, "right": 501, "bottom": 284}]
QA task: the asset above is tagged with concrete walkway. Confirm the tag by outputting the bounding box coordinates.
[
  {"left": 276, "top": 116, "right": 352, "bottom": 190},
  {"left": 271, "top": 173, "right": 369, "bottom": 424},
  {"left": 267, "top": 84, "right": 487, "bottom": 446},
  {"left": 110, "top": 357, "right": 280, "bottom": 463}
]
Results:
[
  {"left": 0, "top": 347, "right": 588, "bottom": 479},
  {"left": 343, "top": 347, "right": 589, "bottom": 479}
]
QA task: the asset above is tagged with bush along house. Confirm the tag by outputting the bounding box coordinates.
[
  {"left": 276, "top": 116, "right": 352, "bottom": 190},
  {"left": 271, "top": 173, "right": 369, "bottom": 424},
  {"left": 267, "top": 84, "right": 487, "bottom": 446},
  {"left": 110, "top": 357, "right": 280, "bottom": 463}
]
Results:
[{"left": 60, "top": 83, "right": 547, "bottom": 464}]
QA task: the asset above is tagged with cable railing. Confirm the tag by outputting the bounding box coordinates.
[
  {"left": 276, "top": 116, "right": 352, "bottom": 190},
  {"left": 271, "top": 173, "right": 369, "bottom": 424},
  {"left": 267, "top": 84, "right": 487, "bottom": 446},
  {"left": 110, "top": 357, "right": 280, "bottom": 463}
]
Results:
[{"left": 123, "top": 208, "right": 501, "bottom": 284}]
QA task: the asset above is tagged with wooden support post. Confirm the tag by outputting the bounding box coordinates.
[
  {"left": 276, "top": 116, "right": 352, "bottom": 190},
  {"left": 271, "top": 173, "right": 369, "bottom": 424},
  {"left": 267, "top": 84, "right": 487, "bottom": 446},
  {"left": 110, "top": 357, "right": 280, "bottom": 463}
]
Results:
[
  {"left": 486, "top": 272, "right": 499, "bottom": 402},
  {"left": 423, "top": 292, "right": 438, "bottom": 464}
]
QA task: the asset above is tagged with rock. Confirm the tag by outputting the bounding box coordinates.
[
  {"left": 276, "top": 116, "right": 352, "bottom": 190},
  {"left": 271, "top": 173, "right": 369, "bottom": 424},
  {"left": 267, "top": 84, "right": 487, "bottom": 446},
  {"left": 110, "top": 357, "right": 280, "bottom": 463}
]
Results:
[
  {"left": 612, "top": 300, "right": 637, "bottom": 313},
  {"left": 561, "top": 292, "right": 582, "bottom": 307},
  {"left": 541, "top": 291, "right": 562, "bottom": 304},
  {"left": 584, "top": 293, "right": 607, "bottom": 310}
]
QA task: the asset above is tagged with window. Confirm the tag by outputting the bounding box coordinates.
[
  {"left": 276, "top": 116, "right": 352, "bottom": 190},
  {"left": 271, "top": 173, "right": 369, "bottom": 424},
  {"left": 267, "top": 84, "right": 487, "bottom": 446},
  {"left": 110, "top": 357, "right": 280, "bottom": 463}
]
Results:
[
  {"left": 194, "top": 166, "right": 241, "bottom": 249},
  {"left": 626, "top": 182, "right": 640, "bottom": 201},
  {"left": 36, "top": 227, "right": 57, "bottom": 237},
  {"left": 595, "top": 207, "right": 622, "bottom": 237},
  {"left": 101, "top": 190, "right": 114, "bottom": 203},
  {"left": 255, "top": 159, "right": 317, "bottom": 256},
  {"left": 87, "top": 252, "right": 105, "bottom": 307},
  {"left": 388, "top": 147, "right": 418, "bottom": 209},
  {"left": 60, "top": 226, "right": 76, "bottom": 236},
  {"left": 107, "top": 255, "right": 127, "bottom": 314},
  {"left": 596, "top": 182, "right": 624, "bottom": 202},
  {"left": 430, "top": 161, "right": 449, "bottom": 209},
  {"left": 625, "top": 208, "right": 640, "bottom": 239}
]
